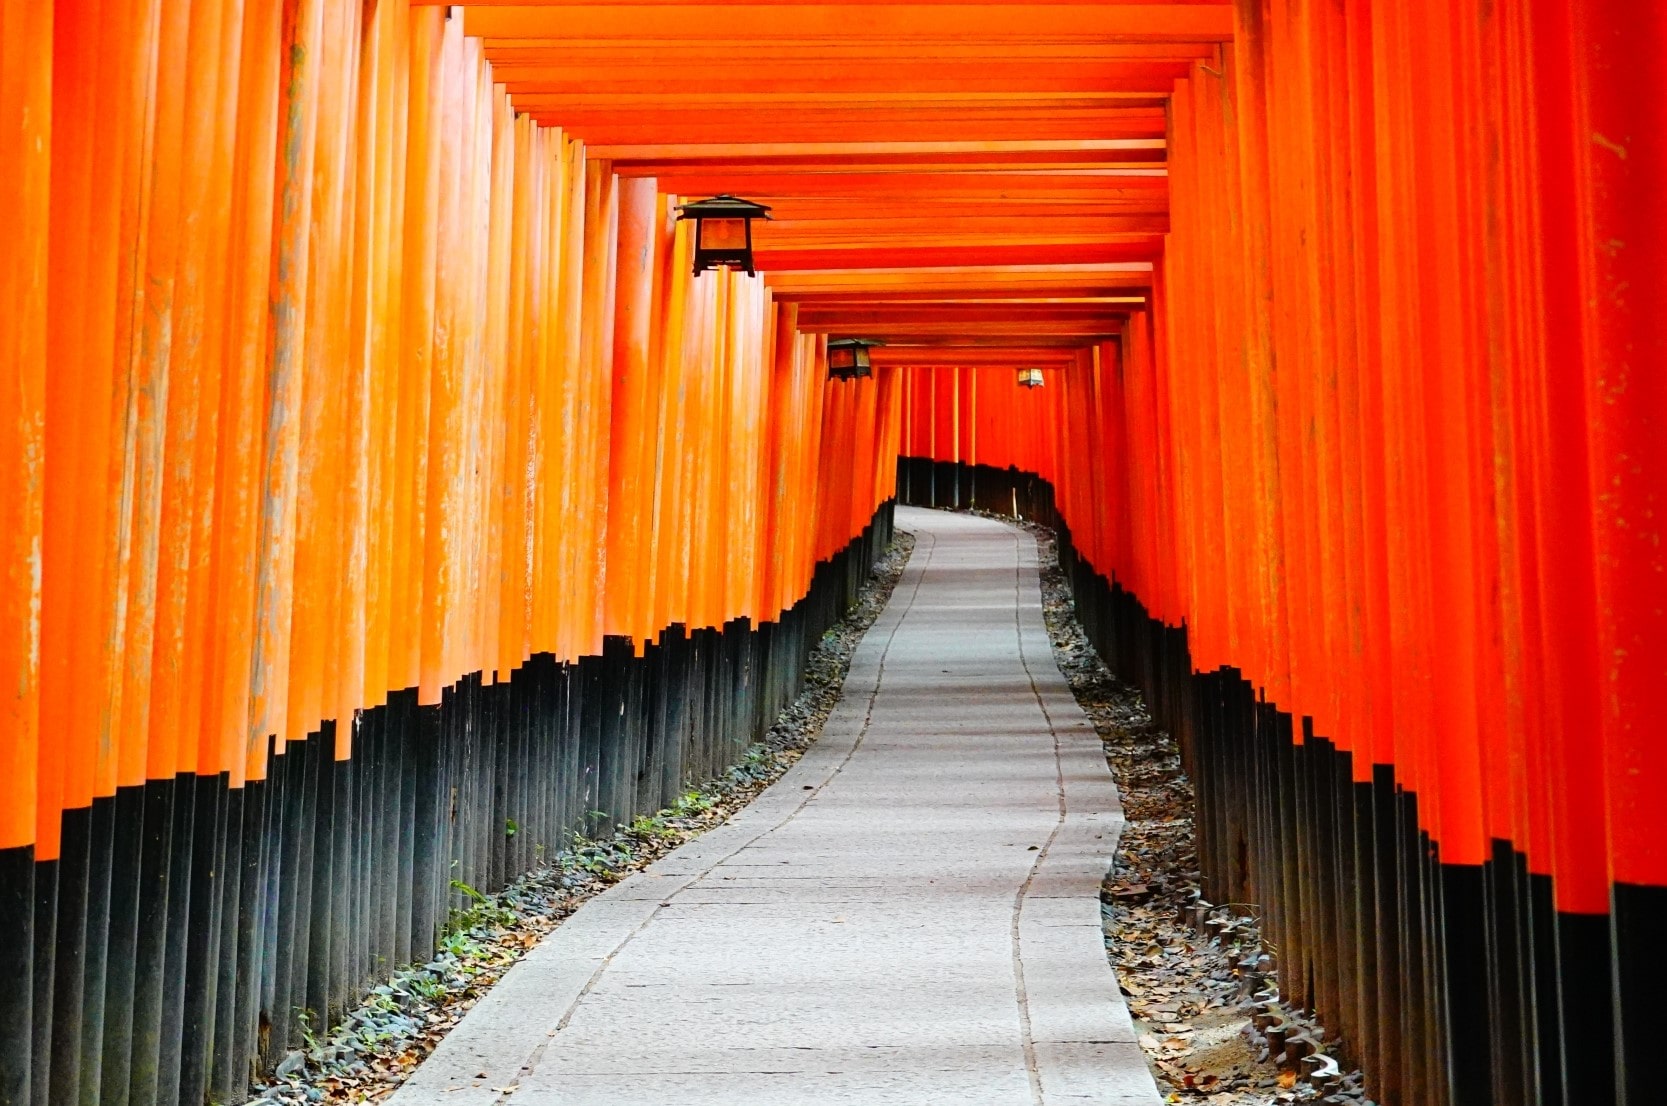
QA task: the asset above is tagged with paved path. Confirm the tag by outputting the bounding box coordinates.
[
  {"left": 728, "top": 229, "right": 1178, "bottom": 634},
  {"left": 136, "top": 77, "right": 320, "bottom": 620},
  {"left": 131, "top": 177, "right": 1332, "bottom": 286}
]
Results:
[{"left": 391, "top": 508, "right": 1161, "bottom": 1105}]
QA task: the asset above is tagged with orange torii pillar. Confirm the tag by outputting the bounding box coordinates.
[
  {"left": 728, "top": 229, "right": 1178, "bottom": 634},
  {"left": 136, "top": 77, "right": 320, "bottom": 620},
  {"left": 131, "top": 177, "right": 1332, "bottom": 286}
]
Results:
[{"left": 892, "top": 6, "right": 1666, "bottom": 1103}]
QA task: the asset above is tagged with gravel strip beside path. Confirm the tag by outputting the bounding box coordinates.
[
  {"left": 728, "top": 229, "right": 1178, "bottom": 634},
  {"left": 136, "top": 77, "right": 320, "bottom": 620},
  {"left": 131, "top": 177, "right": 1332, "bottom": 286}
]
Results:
[
  {"left": 1028, "top": 523, "right": 1372, "bottom": 1106},
  {"left": 245, "top": 534, "right": 915, "bottom": 1106}
]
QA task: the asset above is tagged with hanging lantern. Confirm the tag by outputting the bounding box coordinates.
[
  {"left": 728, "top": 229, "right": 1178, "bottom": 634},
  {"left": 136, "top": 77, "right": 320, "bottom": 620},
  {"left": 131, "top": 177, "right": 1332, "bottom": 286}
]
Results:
[
  {"left": 1018, "top": 368, "right": 1045, "bottom": 388},
  {"left": 827, "top": 337, "right": 884, "bottom": 380},
  {"left": 675, "top": 194, "right": 772, "bottom": 276}
]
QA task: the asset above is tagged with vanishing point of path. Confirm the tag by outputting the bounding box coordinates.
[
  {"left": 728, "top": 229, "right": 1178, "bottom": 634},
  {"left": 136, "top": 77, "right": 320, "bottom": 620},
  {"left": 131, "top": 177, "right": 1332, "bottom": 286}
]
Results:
[{"left": 389, "top": 508, "right": 1162, "bottom": 1105}]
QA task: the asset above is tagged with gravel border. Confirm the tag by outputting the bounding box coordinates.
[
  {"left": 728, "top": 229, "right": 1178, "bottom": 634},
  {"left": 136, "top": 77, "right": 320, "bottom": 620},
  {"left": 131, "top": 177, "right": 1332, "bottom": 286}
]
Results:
[
  {"left": 246, "top": 533, "right": 917, "bottom": 1106},
  {"left": 1017, "top": 514, "right": 1371, "bottom": 1106}
]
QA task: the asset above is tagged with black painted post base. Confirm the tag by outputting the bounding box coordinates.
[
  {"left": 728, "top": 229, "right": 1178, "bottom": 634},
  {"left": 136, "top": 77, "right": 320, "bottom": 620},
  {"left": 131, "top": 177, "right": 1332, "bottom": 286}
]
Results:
[
  {"left": 897, "top": 460, "right": 1650, "bottom": 1106},
  {"left": 0, "top": 502, "right": 900, "bottom": 1105}
]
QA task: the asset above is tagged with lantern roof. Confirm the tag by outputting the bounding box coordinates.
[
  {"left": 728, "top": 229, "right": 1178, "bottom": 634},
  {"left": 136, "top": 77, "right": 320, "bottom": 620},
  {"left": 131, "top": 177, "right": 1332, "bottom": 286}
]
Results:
[
  {"left": 827, "top": 336, "right": 885, "bottom": 350},
  {"left": 676, "top": 194, "right": 773, "bottom": 221}
]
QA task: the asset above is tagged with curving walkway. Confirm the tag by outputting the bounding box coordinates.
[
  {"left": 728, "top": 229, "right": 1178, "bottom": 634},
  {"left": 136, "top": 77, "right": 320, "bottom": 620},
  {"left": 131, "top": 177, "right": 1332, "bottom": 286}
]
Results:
[{"left": 389, "top": 507, "right": 1161, "bottom": 1106}]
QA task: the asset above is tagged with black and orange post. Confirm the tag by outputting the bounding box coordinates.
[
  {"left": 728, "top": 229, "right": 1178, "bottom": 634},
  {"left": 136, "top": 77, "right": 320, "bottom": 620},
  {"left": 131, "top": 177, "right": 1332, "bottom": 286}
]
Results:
[
  {"left": 893, "top": 5, "right": 1664, "bottom": 1104},
  {"left": 3, "top": 2, "right": 1664, "bottom": 1104}
]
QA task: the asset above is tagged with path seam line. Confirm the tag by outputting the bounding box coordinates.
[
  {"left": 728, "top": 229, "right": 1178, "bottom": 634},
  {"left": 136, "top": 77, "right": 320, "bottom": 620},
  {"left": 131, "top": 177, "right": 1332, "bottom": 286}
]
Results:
[{"left": 1009, "top": 523, "right": 1072, "bottom": 1106}]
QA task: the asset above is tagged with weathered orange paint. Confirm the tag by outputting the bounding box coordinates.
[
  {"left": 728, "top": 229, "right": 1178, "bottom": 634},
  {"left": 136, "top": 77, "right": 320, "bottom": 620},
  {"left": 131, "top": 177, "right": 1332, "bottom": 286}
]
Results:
[
  {"left": 0, "top": 0, "right": 50, "bottom": 852},
  {"left": 893, "top": 0, "right": 1665, "bottom": 922},
  {"left": 4, "top": 3, "right": 1663, "bottom": 1100},
  {"left": 6, "top": 0, "right": 894, "bottom": 849}
]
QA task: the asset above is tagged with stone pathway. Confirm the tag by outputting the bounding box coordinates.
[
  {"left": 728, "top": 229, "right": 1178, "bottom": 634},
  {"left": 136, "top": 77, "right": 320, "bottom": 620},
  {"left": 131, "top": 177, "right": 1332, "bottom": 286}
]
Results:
[{"left": 389, "top": 507, "right": 1161, "bottom": 1105}]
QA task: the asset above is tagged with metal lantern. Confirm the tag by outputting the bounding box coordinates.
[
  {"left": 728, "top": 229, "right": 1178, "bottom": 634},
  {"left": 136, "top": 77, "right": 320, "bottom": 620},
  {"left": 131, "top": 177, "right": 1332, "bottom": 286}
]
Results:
[
  {"left": 827, "top": 337, "right": 884, "bottom": 380},
  {"left": 675, "top": 194, "right": 772, "bottom": 276},
  {"left": 1018, "top": 368, "right": 1045, "bottom": 388}
]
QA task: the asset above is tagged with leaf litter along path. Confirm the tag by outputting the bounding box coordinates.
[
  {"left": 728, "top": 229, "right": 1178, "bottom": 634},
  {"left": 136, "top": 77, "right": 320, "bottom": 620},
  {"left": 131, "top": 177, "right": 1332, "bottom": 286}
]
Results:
[
  {"left": 247, "top": 533, "right": 915, "bottom": 1106},
  {"left": 1026, "top": 520, "right": 1374, "bottom": 1106}
]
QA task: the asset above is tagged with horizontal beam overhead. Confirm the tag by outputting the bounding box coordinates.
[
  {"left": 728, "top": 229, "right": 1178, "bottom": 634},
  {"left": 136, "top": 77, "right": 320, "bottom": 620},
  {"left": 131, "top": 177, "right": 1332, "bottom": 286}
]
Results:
[
  {"left": 478, "top": 41, "right": 1216, "bottom": 62},
  {"left": 756, "top": 203, "right": 1160, "bottom": 225},
  {"left": 777, "top": 288, "right": 1150, "bottom": 304},
  {"left": 650, "top": 171, "right": 1168, "bottom": 201},
  {"left": 597, "top": 138, "right": 1163, "bottom": 162},
  {"left": 867, "top": 332, "right": 1110, "bottom": 348},
  {"left": 766, "top": 264, "right": 1150, "bottom": 298},
  {"left": 497, "top": 64, "right": 1192, "bottom": 96},
  {"left": 759, "top": 213, "right": 1166, "bottom": 240},
  {"left": 800, "top": 302, "right": 1135, "bottom": 323},
  {"left": 459, "top": 6, "right": 1234, "bottom": 43},
  {"left": 754, "top": 240, "right": 1163, "bottom": 271},
  {"left": 442, "top": 0, "right": 1187, "bottom": 329},
  {"left": 798, "top": 321, "right": 1126, "bottom": 338},
  {"left": 873, "top": 338, "right": 1082, "bottom": 351},
  {"left": 533, "top": 115, "right": 1168, "bottom": 147}
]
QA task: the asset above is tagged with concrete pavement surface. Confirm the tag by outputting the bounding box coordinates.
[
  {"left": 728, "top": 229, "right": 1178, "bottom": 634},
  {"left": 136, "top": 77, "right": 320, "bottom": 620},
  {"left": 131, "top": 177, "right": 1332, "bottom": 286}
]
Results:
[{"left": 389, "top": 507, "right": 1162, "bottom": 1105}]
